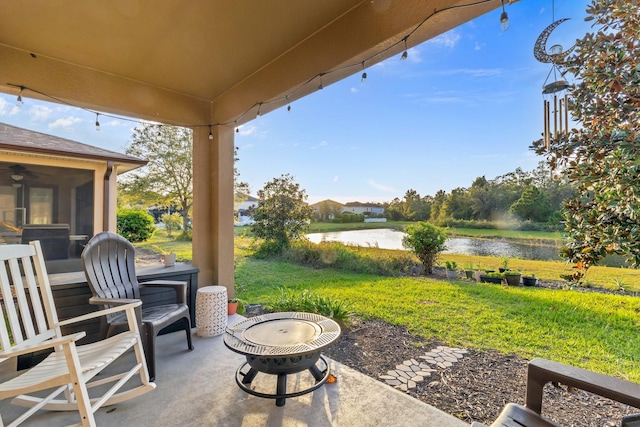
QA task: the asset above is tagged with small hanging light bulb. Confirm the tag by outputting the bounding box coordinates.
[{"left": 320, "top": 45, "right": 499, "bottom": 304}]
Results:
[
  {"left": 286, "top": 95, "right": 291, "bottom": 112},
  {"left": 256, "top": 103, "right": 262, "bottom": 118},
  {"left": 95, "top": 113, "right": 101, "bottom": 131},
  {"left": 157, "top": 125, "right": 162, "bottom": 138},
  {"left": 500, "top": 0, "right": 509, "bottom": 31},
  {"left": 16, "top": 86, "right": 24, "bottom": 107},
  {"left": 318, "top": 74, "right": 324, "bottom": 90},
  {"left": 361, "top": 62, "right": 367, "bottom": 83},
  {"left": 208, "top": 125, "right": 214, "bottom": 140},
  {"left": 236, "top": 127, "right": 239, "bottom": 133},
  {"left": 400, "top": 37, "right": 408, "bottom": 60}
]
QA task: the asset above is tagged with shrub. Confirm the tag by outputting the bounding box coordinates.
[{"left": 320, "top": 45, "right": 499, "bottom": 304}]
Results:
[
  {"left": 402, "top": 222, "right": 447, "bottom": 274},
  {"left": 267, "top": 287, "right": 352, "bottom": 325},
  {"left": 117, "top": 208, "right": 155, "bottom": 242},
  {"left": 160, "top": 212, "right": 183, "bottom": 237}
]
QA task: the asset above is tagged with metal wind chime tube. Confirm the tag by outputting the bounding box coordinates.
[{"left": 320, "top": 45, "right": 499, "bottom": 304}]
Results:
[
  {"left": 543, "top": 92, "right": 569, "bottom": 149},
  {"left": 534, "top": 13, "right": 575, "bottom": 151}
]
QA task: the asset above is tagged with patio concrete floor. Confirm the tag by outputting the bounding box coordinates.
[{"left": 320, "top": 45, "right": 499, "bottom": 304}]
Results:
[{"left": 0, "top": 315, "right": 469, "bottom": 426}]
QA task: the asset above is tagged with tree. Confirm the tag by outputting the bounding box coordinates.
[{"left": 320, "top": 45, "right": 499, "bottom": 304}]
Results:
[
  {"left": 533, "top": 0, "right": 640, "bottom": 277},
  {"left": 509, "top": 186, "right": 551, "bottom": 222},
  {"left": 402, "top": 222, "right": 447, "bottom": 274},
  {"left": 250, "top": 174, "right": 313, "bottom": 251},
  {"left": 122, "top": 124, "right": 193, "bottom": 237}
]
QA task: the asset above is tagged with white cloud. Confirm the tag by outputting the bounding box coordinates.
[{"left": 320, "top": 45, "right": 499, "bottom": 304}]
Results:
[
  {"left": 333, "top": 176, "right": 339, "bottom": 183},
  {"left": 474, "top": 42, "right": 483, "bottom": 51},
  {"left": 425, "top": 96, "right": 464, "bottom": 104},
  {"left": 311, "top": 141, "right": 328, "bottom": 150},
  {"left": 438, "top": 68, "right": 504, "bottom": 78},
  {"left": 350, "top": 87, "right": 359, "bottom": 93},
  {"left": 48, "top": 116, "right": 82, "bottom": 129},
  {"left": 367, "top": 179, "right": 396, "bottom": 192},
  {"left": 428, "top": 30, "right": 461, "bottom": 49},
  {"left": 29, "top": 104, "right": 53, "bottom": 121},
  {"left": 237, "top": 124, "right": 257, "bottom": 137},
  {"left": 0, "top": 98, "right": 18, "bottom": 116}
]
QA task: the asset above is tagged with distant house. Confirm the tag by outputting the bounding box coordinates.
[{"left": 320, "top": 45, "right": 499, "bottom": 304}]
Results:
[
  {"left": 0, "top": 122, "right": 145, "bottom": 269},
  {"left": 234, "top": 193, "right": 258, "bottom": 225},
  {"left": 343, "top": 202, "right": 385, "bottom": 216},
  {"left": 310, "top": 199, "right": 344, "bottom": 221}
]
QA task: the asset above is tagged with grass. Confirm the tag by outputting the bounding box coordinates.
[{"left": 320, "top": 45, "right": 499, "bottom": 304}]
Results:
[
  {"left": 137, "top": 227, "right": 640, "bottom": 382},
  {"left": 236, "top": 256, "right": 640, "bottom": 383}
]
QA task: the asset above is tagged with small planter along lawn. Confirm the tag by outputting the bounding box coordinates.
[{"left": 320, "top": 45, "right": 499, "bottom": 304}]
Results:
[
  {"left": 445, "top": 261, "right": 458, "bottom": 280},
  {"left": 522, "top": 275, "right": 537, "bottom": 286},
  {"left": 480, "top": 272, "right": 504, "bottom": 284},
  {"left": 503, "top": 271, "right": 521, "bottom": 286}
]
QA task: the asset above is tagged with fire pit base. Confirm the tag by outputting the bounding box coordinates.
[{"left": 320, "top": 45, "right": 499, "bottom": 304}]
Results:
[{"left": 235, "top": 355, "right": 331, "bottom": 406}]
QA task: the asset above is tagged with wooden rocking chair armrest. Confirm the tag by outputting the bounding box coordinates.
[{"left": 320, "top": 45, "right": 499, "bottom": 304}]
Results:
[
  {"left": 59, "top": 300, "right": 143, "bottom": 327},
  {"left": 525, "top": 358, "right": 640, "bottom": 414},
  {"left": 139, "top": 280, "right": 188, "bottom": 304},
  {"left": 0, "top": 332, "right": 86, "bottom": 358}
]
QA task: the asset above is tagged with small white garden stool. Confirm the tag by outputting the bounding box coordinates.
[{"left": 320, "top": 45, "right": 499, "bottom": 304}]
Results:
[{"left": 196, "top": 285, "right": 228, "bottom": 337}]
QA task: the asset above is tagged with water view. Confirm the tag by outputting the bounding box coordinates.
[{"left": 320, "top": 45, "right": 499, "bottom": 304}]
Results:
[{"left": 306, "top": 228, "right": 562, "bottom": 261}]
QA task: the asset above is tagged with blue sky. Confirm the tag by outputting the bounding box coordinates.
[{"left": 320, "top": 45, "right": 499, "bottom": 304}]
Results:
[{"left": 0, "top": 1, "right": 591, "bottom": 205}]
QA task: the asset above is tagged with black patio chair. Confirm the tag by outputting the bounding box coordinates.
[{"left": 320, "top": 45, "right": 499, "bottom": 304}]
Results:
[
  {"left": 82, "top": 231, "right": 193, "bottom": 381},
  {"left": 472, "top": 358, "right": 640, "bottom": 427}
]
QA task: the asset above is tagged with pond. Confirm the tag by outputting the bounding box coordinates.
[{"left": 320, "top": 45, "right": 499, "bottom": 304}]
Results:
[{"left": 306, "top": 228, "right": 562, "bottom": 261}]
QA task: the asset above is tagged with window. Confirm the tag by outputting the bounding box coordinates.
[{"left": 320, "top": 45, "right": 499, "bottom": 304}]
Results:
[{"left": 29, "top": 187, "right": 54, "bottom": 224}]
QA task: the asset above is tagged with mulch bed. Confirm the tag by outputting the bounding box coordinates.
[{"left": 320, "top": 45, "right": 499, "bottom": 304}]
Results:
[{"left": 322, "top": 317, "right": 637, "bottom": 426}]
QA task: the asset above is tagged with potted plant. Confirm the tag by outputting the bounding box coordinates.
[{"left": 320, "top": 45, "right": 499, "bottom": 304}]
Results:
[
  {"left": 464, "top": 262, "right": 474, "bottom": 280},
  {"left": 479, "top": 271, "right": 504, "bottom": 284},
  {"left": 444, "top": 260, "right": 458, "bottom": 279},
  {"left": 499, "top": 257, "right": 510, "bottom": 273},
  {"left": 503, "top": 270, "right": 521, "bottom": 286},
  {"left": 153, "top": 245, "right": 176, "bottom": 267},
  {"left": 522, "top": 274, "right": 537, "bottom": 287},
  {"left": 228, "top": 297, "right": 247, "bottom": 315}
]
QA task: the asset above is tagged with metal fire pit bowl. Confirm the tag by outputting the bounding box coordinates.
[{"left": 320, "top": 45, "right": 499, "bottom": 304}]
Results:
[{"left": 224, "top": 312, "right": 341, "bottom": 406}]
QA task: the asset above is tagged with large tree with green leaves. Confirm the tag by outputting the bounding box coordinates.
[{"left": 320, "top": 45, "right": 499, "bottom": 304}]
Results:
[
  {"left": 250, "top": 174, "right": 313, "bottom": 251},
  {"left": 533, "top": 0, "right": 640, "bottom": 277},
  {"left": 121, "top": 124, "right": 193, "bottom": 237}
]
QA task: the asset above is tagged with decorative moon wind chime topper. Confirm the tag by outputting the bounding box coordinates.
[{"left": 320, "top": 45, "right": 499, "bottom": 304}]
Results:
[{"left": 534, "top": 18, "right": 575, "bottom": 150}]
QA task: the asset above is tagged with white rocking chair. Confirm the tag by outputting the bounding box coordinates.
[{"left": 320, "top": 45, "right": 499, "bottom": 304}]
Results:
[{"left": 0, "top": 241, "right": 155, "bottom": 426}]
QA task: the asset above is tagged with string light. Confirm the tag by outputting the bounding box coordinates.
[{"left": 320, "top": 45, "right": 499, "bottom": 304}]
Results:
[
  {"left": 208, "top": 125, "right": 214, "bottom": 140},
  {"left": 95, "top": 113, "right": 100, "bottom": 131},
  {"left": 16, "top": 86, "right": 24, "bottom": 107},
  {"left": 5, "top": 0, "right": 504, "bottom": 134},
  {"left": 400, "top": 37, "right": 408, "bottom": 60},
  {"left": 500, "top": 0, "right": 509, "bottom": 31}
]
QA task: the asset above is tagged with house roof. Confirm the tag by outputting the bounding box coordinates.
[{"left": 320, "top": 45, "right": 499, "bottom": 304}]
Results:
[
  {"left": 0, "top": 122, "right": 146, "bottom": 171},
  {"left": 344, "top": 201, "right": 384, "bottom": 207},
  {"left": 311, "top": 199, "right": 344, "bottom": 207}
]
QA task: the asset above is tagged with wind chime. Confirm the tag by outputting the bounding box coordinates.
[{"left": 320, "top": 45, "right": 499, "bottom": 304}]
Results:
[{"left": 534, "top": 17, "right": 574, "bottom": 150}]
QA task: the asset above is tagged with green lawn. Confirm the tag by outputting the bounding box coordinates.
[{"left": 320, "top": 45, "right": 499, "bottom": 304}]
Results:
[
  {"left": 236, "top": 256, "right": 640, "bottom": 383},
  {"left": 138, "top": 228, "right": 640, "bottom": 383}
]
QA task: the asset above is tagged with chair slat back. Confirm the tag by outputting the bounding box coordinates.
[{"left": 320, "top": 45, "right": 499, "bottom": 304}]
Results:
[
  {"left": 0, "top": 241, "right": 60, "bottom": 352},
  {"left": 82, "top": 231, "right": 140, "bottom": 301}
]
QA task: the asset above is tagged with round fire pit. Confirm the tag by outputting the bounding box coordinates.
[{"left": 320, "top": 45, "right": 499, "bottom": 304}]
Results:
[{"left": 224, "top": 312, "right": 341, "bottom": 406}]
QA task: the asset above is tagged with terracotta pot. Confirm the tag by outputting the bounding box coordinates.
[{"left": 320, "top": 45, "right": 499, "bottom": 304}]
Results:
[{"left": 228, "top": 301, "right": 238, "bottom": 315}]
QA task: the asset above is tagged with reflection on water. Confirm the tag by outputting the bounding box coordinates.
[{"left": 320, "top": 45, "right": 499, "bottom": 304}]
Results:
[{"left": 306, "top": 229, "right": 562, "bottom": 261}]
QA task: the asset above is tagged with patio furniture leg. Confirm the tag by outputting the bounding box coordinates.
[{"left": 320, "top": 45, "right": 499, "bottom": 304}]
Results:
[
  {"left": 241, "top": 367, "right": 259, "bottom": 384},
  {"left": 276, "top": 374, "right": 287, "bottom": 407},
  {"left": 309, "top": 364, "right": 325, "bottom": 382}
]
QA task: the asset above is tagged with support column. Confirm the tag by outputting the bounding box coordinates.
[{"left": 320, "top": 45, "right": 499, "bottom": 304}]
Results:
[{"left": 192, "top": 125, "right": 235, "bottom": 297}]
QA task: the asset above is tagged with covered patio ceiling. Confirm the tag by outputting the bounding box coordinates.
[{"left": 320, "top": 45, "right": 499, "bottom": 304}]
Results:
[
  {"left": 0, "top": 0, "right": 504, "bottom": 128},
  {"left": 0, "top": 0, "right": 505, "bottom": 289}
]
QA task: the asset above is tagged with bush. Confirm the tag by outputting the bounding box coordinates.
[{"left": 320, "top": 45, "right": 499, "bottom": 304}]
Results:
[
  {"left": 331, "top": 212, "right": 365, "bottom": 223},
  {"left": 160, "top": 212, "right": 183, "bottom": 237},
  {"left": 402, "top": 222, "right": 447, "bottom": 274},
  {"left": 117, "top": 208, "right": 155, "bottom": 242},
  {"left": 267, "top": 287, "right": 352, "bottom": 325}
]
